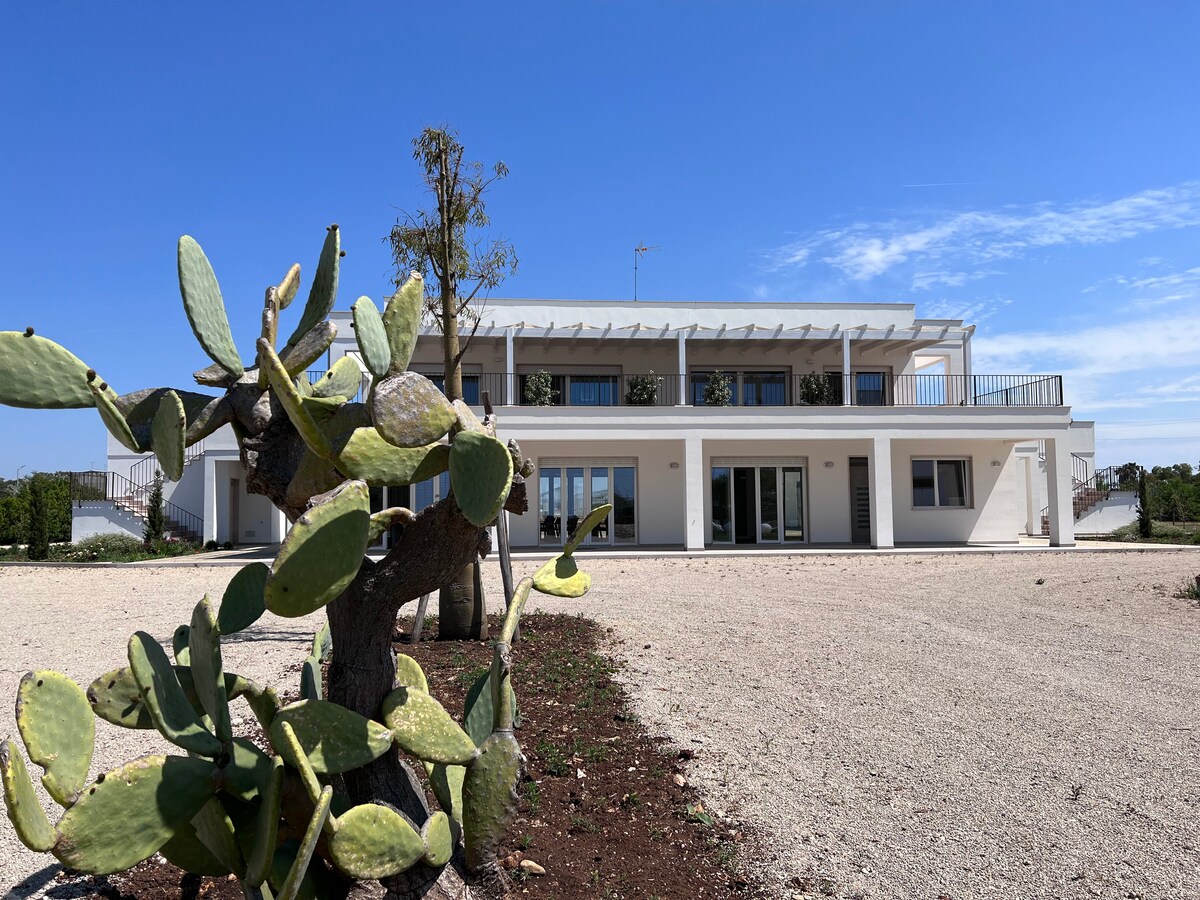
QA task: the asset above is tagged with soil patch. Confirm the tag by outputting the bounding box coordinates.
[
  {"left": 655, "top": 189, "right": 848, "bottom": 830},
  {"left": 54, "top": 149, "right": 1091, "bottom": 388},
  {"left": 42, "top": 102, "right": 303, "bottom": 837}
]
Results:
[{"left": 33, "top": 613, "right": 765, "bottom": 899}]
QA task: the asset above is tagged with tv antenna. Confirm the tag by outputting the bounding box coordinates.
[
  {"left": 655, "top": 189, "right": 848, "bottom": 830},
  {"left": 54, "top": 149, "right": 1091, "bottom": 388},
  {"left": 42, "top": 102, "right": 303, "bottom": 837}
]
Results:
[{"left": 633, "top": 243, "right": 660, "bottom": 301}]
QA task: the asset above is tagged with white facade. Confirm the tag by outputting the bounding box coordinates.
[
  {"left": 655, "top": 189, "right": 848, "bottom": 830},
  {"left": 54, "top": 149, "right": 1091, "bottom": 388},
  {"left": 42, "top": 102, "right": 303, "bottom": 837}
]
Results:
[{"left": 86, "top": 297, "right": 1099, "bottom": 549}]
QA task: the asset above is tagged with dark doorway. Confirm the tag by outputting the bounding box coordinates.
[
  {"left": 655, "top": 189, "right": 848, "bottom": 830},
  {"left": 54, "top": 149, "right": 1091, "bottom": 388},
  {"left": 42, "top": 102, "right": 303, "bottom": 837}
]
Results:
[
  {"left": 848, "top": 458, "right": 870, "bottom": 544},
  {"left": 733, "top": 467, "right": 757, "bottom": 544}
]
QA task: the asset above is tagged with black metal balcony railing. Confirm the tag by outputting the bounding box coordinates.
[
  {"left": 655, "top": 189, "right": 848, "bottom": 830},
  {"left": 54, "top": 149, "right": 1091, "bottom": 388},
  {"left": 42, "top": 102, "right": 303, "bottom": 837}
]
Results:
[{"left": 304, "top": 370, "right": 1063, "bottom": 408}]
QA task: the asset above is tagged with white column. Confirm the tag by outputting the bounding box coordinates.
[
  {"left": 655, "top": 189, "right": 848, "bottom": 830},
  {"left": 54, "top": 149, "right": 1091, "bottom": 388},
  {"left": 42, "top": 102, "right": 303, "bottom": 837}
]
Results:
[
  {"left": 869, "top": 436, "right": 894, "bottom": 548},
  {"left": 203, "top": 455, "right": 219, "bottom": 543},
  {"left": 676, "top": 332, "right": 688, "bottom": 406},
  {"left": 504, "top": 328, "right": 515, "bottom": 406},
  {"left": 963, "top": 327, "right": 974, "bottom": 405},
  {"left": 683, "top": 437, "right": 705, "bottom": 550},
  {"left": 842, "top": 331, "right": 852, "bottom": 406},
  {"left": 1045, "top": 437, "right": 1076, "bottom": 547}
]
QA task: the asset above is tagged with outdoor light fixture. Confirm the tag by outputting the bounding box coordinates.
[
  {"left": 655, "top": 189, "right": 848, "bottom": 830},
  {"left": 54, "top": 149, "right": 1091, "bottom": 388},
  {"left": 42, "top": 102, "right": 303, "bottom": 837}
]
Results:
[
  {"left": 991, "top": 460, "right": 1002, "bottom": 467},
  {"left": 823, "top": 461, "right": 835, "bottom": 468},
  {"left": 669, "top": 462, "right": 680, "bottom": 469}
]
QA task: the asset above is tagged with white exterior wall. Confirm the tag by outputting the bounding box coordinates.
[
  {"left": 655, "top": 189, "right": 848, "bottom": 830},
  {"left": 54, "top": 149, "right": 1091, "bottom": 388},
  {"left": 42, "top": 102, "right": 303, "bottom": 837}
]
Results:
[
  {"left": 890, "top": 440, "right": 1020, "bottom": 544},
  {"left": 508, "top": 439, "right": 686, "bottom": 548},
  {"left": 71, "top": 502, "right": 145, "bottom": 542},
  {"left": 1075, "top": 493, "right": 1138, "bottom": 536}
]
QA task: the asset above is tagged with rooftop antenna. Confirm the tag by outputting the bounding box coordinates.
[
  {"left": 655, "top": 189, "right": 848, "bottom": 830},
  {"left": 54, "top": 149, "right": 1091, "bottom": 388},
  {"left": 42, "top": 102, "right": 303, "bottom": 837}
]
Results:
[{"left": 633, "top": 243, "right": 660, "bottom": 301}]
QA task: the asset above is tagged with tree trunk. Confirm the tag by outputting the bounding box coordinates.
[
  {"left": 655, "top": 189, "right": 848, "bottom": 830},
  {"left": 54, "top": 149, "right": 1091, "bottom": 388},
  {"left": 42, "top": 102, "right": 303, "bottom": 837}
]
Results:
[{"left": 438, "top": 562, "right": 486, "bottom": 640}]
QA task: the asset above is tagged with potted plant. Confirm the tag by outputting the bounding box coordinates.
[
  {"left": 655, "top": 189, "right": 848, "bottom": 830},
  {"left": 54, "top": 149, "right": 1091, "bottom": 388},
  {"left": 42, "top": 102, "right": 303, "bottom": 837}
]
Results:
[
  {"left": 797, "top": 371, "right": 836, "bottom": 406},
  {"left": 702, "top": 370, "right": 733, "bottom": 407},
  {"left": 523, "top": 369, "right": 559, "bottom": 406},
  {"left": 624, "top": 371, "right": 662, "bottom": 406}
]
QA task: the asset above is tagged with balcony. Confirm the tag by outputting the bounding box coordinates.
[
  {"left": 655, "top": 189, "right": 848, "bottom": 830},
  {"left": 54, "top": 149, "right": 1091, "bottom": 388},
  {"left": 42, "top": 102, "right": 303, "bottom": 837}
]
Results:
[{"left": 307, "top": 371, "right": 1064, "bottom": 408}]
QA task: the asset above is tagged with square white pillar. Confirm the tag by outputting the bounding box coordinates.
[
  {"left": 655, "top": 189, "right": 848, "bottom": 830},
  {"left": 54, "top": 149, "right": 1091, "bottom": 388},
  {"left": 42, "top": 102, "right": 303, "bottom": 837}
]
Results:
[
  {"left": 842, "top": 331, "right": 852, "bottom": 406},
  {"left": 1045, "top": 437, "right": 1076, "bottom": 547},
  {"left": 683, "top": 437, "right": 705, "bottom": 550},
  {"left": 676, "top": 332, "right": 688, "bottom": 406},
  {"left": 869, "top": 436, "right": 894, "bottom": 548},
  {"left": 203, "top": 455, "right": 219, "bottom": 543},
  {"left": 504, "top": 329, "right": 515, "bottom": 406}
]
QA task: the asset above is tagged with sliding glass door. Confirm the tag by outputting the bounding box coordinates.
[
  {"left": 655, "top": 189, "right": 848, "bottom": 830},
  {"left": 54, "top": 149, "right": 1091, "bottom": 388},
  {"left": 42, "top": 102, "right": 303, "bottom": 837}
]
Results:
[
  {"left": 539, "top": 463, "right": 635, "bottom": 546},
  {"left": 710, "top": 463, "right": 805, "bottom": 544}
]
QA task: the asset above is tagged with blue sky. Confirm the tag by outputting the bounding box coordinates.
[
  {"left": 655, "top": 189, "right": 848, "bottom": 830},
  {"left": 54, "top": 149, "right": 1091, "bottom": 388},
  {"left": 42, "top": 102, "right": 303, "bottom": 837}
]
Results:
[{"left": 2, "top": 2, "right": 1198, "bottom": 473}]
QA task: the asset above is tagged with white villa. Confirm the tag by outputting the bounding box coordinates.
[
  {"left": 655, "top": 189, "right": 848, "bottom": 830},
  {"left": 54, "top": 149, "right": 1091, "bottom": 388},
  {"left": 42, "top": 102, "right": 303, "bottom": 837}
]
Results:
[{"left": 78, "top": 298, "right": 1126, "bottom": 551}]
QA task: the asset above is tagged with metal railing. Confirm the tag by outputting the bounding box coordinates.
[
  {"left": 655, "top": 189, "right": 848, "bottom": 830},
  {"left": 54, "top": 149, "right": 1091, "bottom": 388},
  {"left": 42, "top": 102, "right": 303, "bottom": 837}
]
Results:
[
  {"left": 127, "top": 439, "right": 207, "bottom": 491},
  {"left": 1039, "top": 463, "right": 1141, "bottom": 531},
  {"left": 70, "top": 470, "right": 204, "bottom": 541},
  {"left": 302, "top": 370, "right": 1064, "bottom": 408}
]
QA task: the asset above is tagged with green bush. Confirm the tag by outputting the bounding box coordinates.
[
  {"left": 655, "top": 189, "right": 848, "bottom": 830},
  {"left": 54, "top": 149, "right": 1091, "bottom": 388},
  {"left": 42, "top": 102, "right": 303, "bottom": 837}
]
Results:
[
  {"left": 26, "top": 475, "right": 50, "bottom": 561},
  {"left": 144, "top": 474, "right": 164, "bottom": 548},
  {"left": 523, "top": 370, "right": 558, "bottom": 406},
  {"left": 797, "top": 372, "right": 836, "bottom": 405},
  {"left": 702, "top": 371, "right": 733, "bottom": 407},
  {"left": 624, "top": 371, "right": 662, "bottom": 406}
]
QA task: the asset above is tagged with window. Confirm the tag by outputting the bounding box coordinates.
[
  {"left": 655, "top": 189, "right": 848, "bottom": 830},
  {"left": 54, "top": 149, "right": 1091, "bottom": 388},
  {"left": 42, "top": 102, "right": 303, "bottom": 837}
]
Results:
[
  {"left": 421, "top": 372, "right": 481, "bottom": 405},
  {"left": 912, "top": 459, "right": 970, "bottom": 508},
  {"left": 690, "top": 371, "right": 788, "bottom": 406},
  {"left": 538, "top": 460, "right": 634, "bottom": 545}
]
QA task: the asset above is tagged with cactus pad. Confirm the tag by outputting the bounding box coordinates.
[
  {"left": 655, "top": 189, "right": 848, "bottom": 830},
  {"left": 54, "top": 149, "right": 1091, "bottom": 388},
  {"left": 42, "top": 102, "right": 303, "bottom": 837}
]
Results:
[
  {"left": 264, "top": 480, "right": 370, "bottom": 618},
  {"left": 128, "top": 632, "right": 223, "bottom": 757},
  {"left": 281, "top": 225, "right": 340, "bottom": 356},
  {"left": 188, "top": 598, "right": 231, "bottom": 742},
  {"left": 428, "top": 762, "right": 465, "bottom": 824},
  {"left": 332, "top": 428, "right": 450, "bottom": 486},
  {"left": 463, "top": 668, "right": 518, "bottom": 748},
  {"left": 89, "top": 380, "right": 142, "bottom": 452},
  {"left": 380, "top": 686, "right": 478, "bottom": 765},
  {"left": 0, "top": 739, "right": 57, "bottom": 852},
  {"left": 87, "top": 666, "right": 154, "bottom": 729},
  {"left": 453, "top": 398, "right": 486, "bottom": 434},
  {"left": 0, "top": 331, "right": 95, "bottom": 409},
  {"left": 421, "top": 810, "right": 456, "bottom": 868},
  {"left": 269, "top": 700, "right": 394, "bottom": 775},
  {"left": 277, "top": 785, "right": 331, "bottom": 900},
  {"left": 160, "top": 819, "right": 231, "bottom": 876},
  {"left": 15, "top": 670, "right": 95, "bottom": 807},
  {"left": 449, "top": 431, "right": 514, "bottom": 527},
  {"left": 462, "top": 732, "right": 522, "bottom": 873},
  {"left": 311, "top": 355, "right": 364, "bottom": 400},
  {"left": 532, "top": 553, "right": 592, "bottom": 598},
  {"left": 285, "top": 450, "right": 343, "bottom": 509},
  {"left": 564, "top": 503, "right": 613, "bottom": 555},
  {"left": 259, "top": 339, "right": 333, "bottom": 460},
  {"left": 276, "top": 263, "right": 302, "bottom": 310},
  {"left": 178, "top": 236, "right": 244, "bottom": 377},
  {"left": 300, "top": 656, "right": 322, "bottom": 701},
  {"left": 351, "top": 296, "right": 392, "bottom": 377},
  {"left": 150, "top": 390, "right": 187, "bottom": 481},
  {"left": 394, "top": 653, "right": 429, "bottom": 693},
  {"left": 381, "top": 272, "right": 423, "bottom": 374},
  {"left": 54, "top": 754, "right": 220, "bottom": 874},
  {"left": 279, "top": 320, "right": 337, "bottom": 376},
  {"left": 326, "top": 802, "right": 424, "bottom": 879},
  {"left": 222, "top": 737, "right": 272, "bottom": 802},
  {"left": 369, "top": 371, "right": 457, "bottom": 449},
  {"left": 216, "top": 562, "right": 269, "bottom": 635},
  {"left": 245, "top": 756, "right": 285, "bottom": 887}
]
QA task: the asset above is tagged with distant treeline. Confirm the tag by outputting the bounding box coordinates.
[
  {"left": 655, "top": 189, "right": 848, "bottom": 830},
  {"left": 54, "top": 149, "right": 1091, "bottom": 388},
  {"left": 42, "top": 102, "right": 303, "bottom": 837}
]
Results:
[
  {"left": 0, "top": 473, "right": 72, "bottom": 545},
  {"left": 1138, "top": 462, "right": 1200, "bottom": 523}
]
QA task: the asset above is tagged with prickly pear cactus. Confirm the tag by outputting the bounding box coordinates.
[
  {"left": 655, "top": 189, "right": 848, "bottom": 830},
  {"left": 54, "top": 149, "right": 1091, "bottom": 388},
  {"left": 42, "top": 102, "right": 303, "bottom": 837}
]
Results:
[{"left": 0, "top": 227, "right": 603, "bottom": 896}]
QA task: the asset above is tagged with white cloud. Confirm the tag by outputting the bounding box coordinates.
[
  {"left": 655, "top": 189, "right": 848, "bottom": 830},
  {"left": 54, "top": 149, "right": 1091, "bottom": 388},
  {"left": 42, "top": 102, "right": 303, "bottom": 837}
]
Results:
[
  {"left": 920, "top": 297, "right": 1012, "bottom": 323},
  {"left": 766, "top": 182, "right": 1200, "bottom": 282}
]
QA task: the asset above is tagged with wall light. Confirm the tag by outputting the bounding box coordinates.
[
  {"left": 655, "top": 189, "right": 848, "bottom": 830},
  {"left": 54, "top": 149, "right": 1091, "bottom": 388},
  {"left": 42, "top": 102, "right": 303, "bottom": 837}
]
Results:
[
  {"left": 669, "top": 462, "right": 680, "bottom": 469},
  {"left": 823, "top": 461, "right": 835, "bottom": 468},
  {"left": 991, "top": 460, "right": 1001, "bottom": 467}
]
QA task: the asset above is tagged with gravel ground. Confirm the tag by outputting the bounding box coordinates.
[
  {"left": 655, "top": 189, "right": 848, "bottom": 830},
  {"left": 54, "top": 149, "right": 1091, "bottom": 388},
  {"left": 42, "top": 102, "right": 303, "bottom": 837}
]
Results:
[{"left": 2, "top": 549, "right": 1199, "bottom": 899}]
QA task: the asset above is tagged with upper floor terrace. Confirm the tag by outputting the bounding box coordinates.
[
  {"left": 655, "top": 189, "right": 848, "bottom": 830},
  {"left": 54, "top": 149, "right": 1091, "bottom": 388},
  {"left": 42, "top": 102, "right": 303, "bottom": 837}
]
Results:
[{"left": 326, "top": 297, "right": 1065, "bottom": 409}]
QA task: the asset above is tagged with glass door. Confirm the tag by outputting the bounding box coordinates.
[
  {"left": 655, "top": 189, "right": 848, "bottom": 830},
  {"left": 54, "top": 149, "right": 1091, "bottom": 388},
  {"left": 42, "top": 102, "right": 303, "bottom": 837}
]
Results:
[
  {"left": 538, "top": 468, "right": 562, "bottom": 545},
  {"left": 711, "top": 463, "right": 806, "bottom": 544},
  {"left": 537, "top": 463, "right": 633, "bottom": 546}
]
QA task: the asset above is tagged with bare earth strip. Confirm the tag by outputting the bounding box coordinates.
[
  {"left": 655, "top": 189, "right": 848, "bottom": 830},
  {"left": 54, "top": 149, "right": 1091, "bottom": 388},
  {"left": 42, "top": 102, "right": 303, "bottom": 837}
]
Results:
[{"left": 2, "top": 550, "right": 1199, "bottom": 899}]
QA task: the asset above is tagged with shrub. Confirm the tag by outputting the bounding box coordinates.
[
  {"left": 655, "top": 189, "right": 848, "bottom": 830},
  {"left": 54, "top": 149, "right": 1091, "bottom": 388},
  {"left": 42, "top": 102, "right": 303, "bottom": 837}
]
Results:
[
  {"left": 143, "top": 472, "right": 164, "bottom": 548},
  {"left": 26, "top": 475, "right": 49, "bottom": 561},
  {"left": 67, "top": 533, "right": 146, "bottom": 561},
  {"left": 204, "top": 539, "right": 219, "bottom": 551},
  {"left": 797, "top": 372, "right": 836, "bottom": 405},
  {"left": 1137, "top": 470, "right": 1152, "bottom": 539},
  {"left": 523, "top": 370, "right": 558, "bottom": 406},
  {"left": 702, "top": 371, "right": 733, "bottom": 407},
  {"left": 624, "top": 371, "right": 662, "bottom": 406}
]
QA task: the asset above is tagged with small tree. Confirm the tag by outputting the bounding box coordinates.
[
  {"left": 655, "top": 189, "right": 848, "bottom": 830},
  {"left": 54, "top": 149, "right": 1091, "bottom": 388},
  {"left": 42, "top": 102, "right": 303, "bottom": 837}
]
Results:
[
  {"left": 703, "top": 371, "right": 733, "bottom": 407},
  {"left": 523, "top": 370, "right": 558, "bottom": 406},
  {"left": 1137, "top": 469, "right": 1152, "bottom": 539},
  {"left": 144, "top": 471, "right": 165, "bottom": 548},
  {"left": 797, "top": 372, "right": 836, "bottom": 405},
  {"left": 624, "top": 371, "right": 662, "bottom": 406},
  {"left": 26, "top": 473, "right": 49, "bottom": 561}
]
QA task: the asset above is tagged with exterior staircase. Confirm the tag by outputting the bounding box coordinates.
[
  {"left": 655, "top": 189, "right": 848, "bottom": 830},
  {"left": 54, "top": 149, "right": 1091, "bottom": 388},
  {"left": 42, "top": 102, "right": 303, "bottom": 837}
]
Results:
[
  {"left": 1040, "top": 463, "right": 1140, "bottom": 536},
  {"left": 71, "top": 441, "right": 206, "bottom": 543}
]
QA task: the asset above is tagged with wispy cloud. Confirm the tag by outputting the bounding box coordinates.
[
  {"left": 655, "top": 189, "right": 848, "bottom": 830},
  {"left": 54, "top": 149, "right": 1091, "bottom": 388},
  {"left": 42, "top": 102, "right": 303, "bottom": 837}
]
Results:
[
  {"left": 765, "top": 182, "right": 1200, "bottom": 283},
  {"left": 920, "top": 297, "right": 1012, "bottom": 323}
]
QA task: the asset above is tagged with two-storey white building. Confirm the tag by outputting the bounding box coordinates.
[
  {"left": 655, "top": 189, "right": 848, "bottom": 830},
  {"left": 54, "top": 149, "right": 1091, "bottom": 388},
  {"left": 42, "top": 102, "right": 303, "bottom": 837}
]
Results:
[{"left": 82, "top": 298, "right": 1097, "bottom": 550}]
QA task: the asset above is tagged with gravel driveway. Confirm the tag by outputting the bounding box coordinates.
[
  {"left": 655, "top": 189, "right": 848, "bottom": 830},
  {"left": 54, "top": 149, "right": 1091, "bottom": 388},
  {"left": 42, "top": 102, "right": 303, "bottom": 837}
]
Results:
[{"left": 2, "top": 549, "right": 1198, "bottom": 899}]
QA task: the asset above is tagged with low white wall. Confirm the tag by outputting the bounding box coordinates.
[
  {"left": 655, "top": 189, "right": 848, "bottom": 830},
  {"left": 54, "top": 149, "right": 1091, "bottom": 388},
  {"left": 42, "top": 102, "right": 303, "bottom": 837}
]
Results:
[
  {"left": 1076, "top": 492, "right": 1138, "bottom": 536},
  {"left": 71, "top": 502, "right": 144, "bottom": 542}
]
